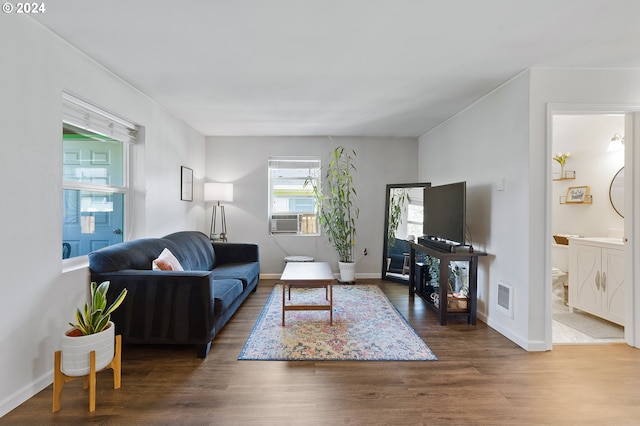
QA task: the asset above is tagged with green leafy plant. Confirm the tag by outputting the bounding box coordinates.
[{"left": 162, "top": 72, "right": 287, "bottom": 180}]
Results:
[
  {"left": 69, "top": 281, "right": 127, "bottom": 335},
  {"left": 387, "top": 188, "right": 409, "bottom": 247},
  {"left": 306, "top": 145, "right": 359, "bottom": 263},
  {"left": 425, "top": 257, "right": 467, "bottom": 293}
]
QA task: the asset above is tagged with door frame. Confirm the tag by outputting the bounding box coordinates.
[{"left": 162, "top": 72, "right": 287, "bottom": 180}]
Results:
[{"left": 546, "top": 103, "right": 640, "bottom": 349}]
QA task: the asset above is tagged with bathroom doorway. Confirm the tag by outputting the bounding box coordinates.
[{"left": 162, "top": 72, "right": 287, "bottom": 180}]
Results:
[{"left": 550, "top": 113, "right": 627, "bottom": 345}]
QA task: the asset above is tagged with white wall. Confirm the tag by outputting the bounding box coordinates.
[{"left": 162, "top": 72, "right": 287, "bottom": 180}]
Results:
[
  {"left": 530, "top": 68, "right": 640, "bottom": 349},
  {"left": 205, "top": 136, "right": 419, "bottom": 276},
  {"left": 418, "top": 71, "right": 532, "bottom": 347},
  {"left": 419, "top": 68, "right": 640, "bottom": 351},
  {"left": 0, "top": 16, "right": 206, "bottom": 416},
  {"left": 552, "top": 115, "right": 625, "bottom": 238}
]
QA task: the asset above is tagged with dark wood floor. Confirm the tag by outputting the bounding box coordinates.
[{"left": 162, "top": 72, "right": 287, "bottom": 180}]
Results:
[{"left": 4, "top": 280, "right": 640, "bottom": 425}]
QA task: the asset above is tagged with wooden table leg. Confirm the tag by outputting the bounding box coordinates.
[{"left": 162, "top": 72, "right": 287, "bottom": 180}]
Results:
[
  {"left": 329, "top": 282, "right": 333, "bottom": 325},
  {"left": 409, "top": 247, "right": 416, "bottom": 297},
  {"left": 282, "top": 282, "right": 286, "bottom": 326},
  {"left": 52, "top": 351, "right": 64, "bottom": 412},
  {"left": 88, "top": 351, "right": 96, "bottom": 412},
  {"left": 469, "top": 258, "right": 478, "bottom": 325},
  {"left": 439, "top": 257, "right": 448, "bottom": 325}
]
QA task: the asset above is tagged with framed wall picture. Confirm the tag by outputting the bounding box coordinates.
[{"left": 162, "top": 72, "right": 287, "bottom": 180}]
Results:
[
  {"left": 566, "top": 185, "right": 590, "bottom": 204},
  {"left": 181, "top": 166, "right": 193, "bottom": 201}
]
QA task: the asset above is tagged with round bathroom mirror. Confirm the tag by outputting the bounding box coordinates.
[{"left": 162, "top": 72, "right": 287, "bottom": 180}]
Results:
[{"left": 609, "top": 167, "right": 624, "bottom": 218}]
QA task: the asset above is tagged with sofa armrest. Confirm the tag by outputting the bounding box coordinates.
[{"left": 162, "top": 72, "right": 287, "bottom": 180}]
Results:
[
  {"left": 90, "top": 270, "right": 216, "bottom": 344},
  {"left": 213, "top": 242, "right": 259, "bottom": 265}
]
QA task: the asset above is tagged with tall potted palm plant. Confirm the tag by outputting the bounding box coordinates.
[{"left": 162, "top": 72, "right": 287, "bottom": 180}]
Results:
[{"left": 307, "top": 145, "right": 359, "bottom": 282}]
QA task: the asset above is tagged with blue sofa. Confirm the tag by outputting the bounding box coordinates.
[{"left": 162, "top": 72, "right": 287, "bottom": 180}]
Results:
[{"left": 88, "top": 231, "right": 259, "bottom": 358}]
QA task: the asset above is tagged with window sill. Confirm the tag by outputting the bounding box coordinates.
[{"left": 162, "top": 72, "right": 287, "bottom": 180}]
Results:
[
  {"left": 62, "top": 255, "right": 89, "bottom": 273},
  {"left": 270, "top": 233, "right": 320, "bottom": 237}
]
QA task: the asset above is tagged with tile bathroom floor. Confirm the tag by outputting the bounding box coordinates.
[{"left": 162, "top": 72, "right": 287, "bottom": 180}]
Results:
[{"left": 552, "top": 296, "right": 625, "bottom": 345}]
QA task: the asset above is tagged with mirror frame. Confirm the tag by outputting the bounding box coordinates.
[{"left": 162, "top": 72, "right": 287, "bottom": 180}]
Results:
[
  {"left": 609, "top": 166, "right": 624, "bottom": 218},
  {"left": 382, "top": 182, "right": 430, "bottom": 283}
]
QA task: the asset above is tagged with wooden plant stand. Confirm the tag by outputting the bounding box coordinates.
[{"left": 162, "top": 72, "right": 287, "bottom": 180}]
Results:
[{"left": 52, "top": 335, "right": 122, "bottom": 412}]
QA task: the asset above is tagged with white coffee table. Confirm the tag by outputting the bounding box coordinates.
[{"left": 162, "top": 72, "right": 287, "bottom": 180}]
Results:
[{"left": 280, "top": 262, "right": 335, "bottom": 326}]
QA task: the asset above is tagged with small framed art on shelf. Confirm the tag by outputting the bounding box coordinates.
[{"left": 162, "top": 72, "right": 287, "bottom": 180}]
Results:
[{"left": 565, "top": 186, "right": 590, "bottom": 204}]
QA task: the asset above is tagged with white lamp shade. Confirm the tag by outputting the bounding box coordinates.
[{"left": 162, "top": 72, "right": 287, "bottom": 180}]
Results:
[
  {"left": 607, "top": 133, "right": 624, "bottom": 152},
  {"left": 204, "top": 182, "right": 233, "bottom": 202}
]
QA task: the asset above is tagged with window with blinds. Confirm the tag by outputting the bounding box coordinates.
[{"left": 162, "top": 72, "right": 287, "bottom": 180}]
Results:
[
  {"left": 268, "top": 157, "right": 320, "bottom": 235},
  {"left": 61, "top": 93, "right": 139, "bottom": 259}
]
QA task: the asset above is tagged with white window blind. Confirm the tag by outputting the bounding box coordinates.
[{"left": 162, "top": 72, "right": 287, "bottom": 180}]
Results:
[
  {"left": 62, "top": 93, "right": 139, "bottom": 144},
  {"left": 61, "top": 93, "right": 136, "bottom": 259}
]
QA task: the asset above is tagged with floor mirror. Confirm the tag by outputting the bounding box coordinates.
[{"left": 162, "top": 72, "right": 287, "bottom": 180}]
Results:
[{"left": 382, "top": 182, "right": 430, "bottom": 283}]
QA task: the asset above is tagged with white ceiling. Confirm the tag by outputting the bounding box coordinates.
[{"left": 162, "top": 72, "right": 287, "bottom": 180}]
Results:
[{"left": 32, "top": 0, "right": 640, "bottom": 137}]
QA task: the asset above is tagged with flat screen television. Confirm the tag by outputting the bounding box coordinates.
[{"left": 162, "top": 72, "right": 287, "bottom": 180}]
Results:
[{"left": 423, "top": 181, "right": 466, "bottom": 245}]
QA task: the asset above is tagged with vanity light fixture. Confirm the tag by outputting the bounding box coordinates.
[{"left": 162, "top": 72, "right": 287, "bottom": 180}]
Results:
[{"left": 608, "top": 133, "right": 625, "bottom": 152}]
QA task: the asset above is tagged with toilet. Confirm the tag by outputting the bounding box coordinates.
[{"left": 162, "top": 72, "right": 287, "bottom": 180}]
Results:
[
  {"left": 552, "top": 267, "right": 568, "bottom": 301},
  {"left": 552, "top": 243, "right": 569, "bottom": 303}
]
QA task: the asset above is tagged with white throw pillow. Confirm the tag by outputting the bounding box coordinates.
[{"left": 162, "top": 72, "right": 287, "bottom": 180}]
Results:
[{"left": 152, "top": 248, "right": 184, "bottom": 271}]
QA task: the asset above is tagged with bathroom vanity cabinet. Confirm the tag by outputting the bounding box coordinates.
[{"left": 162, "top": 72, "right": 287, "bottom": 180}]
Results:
[{"left": 568, "top": 237, "right": 624, "bottom": 326}]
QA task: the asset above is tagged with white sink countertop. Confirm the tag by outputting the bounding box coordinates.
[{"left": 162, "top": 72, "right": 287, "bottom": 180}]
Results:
[{"left": 570, "top": 236, "right": 624, "bottom": 246}]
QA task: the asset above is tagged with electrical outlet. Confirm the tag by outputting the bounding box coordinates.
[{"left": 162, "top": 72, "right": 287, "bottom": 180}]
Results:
[{"left": 363, "top": 248, "right": 367, "bottom": 256}]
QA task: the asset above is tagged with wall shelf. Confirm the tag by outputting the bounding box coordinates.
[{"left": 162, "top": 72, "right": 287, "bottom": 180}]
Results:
[
  {"left": 559, "top": 194, "right": 592, "bottom": 204},
  {"left": 553, "top": 170, "right": 576, "bottom": 181}
]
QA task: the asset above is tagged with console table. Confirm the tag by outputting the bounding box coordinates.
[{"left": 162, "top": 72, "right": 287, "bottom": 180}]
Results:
[{"left": 409, "top": 242, "right": 487, "bottom": 325}]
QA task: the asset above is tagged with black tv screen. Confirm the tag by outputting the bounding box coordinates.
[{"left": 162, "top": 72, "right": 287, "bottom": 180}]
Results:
[{"left": 423, "top": 181, "right": 466, "bottom": 244}]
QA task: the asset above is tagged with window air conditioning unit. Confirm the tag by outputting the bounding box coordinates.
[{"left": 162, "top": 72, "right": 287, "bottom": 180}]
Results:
[{"left": 271, "top": 214, "right": 301, "bottom": 234}]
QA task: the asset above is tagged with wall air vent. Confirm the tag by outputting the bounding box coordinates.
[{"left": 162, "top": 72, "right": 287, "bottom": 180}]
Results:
[
  {"left": 270, "top": 214, "right": 301, "bottom": 234},
  {"left": 496, "top": 281, "right": 514, "bottom": 318}
]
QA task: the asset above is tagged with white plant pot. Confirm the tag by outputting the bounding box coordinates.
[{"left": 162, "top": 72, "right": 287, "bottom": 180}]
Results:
[
  {"left": 61, "top": 321, "right": 115, "bottom": 376},
  {"left": 338, "top": 261, "right": 356, "bottom": 282}
]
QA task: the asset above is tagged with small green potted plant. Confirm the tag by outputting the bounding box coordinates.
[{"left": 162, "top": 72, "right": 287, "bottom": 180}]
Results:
[
  {"left": 306, "top": 144, "right": 359, "bottom": 282},
  {"left": 61, "top": 281, "right": 127, "bottom": 376}
]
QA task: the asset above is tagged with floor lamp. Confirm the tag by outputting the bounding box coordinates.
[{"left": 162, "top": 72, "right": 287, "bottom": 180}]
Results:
[{"left": 204, "top": 182, "right": 233, "bottom": 242}]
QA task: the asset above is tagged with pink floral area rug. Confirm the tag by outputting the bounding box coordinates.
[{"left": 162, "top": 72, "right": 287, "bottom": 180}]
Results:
[{"left": 238, "top": 284, "right": 437, "bottom": 361}]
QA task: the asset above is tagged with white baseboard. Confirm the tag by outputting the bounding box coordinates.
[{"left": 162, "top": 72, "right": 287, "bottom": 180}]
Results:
[
  {"left": 484, "top": 314, "right": 547, "bottom": 352},
  {"left": 259, "top": 273, "right": 382, "bottom": 280},
  {"left": 260, "top": 273, "right": 282, "bottom": 279},
  {"left": 0, "top": 371, "right": 51, "bottom": 417}
]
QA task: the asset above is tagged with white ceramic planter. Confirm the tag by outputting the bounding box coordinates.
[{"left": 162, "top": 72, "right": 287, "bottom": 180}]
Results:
[
  {"left": 61, "top": 321, "right": 115, "bottom": 376},
  {"left": 338, "top": 261, "right": 356, "bottom": 282}
]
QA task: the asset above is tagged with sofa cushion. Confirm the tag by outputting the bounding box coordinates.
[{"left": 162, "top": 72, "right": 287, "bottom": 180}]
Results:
[
  {"left": 152, "top": 248, "right": 184, "bottom": 271},
  {"left": 212, "top": 262, "right": 261, "bottom": 289},
  {"left": 212, "top": 279, "right": 243, "bottom": 316},
  {"left": 162, "top": 231, "right": 215, "bottom": 271}
]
